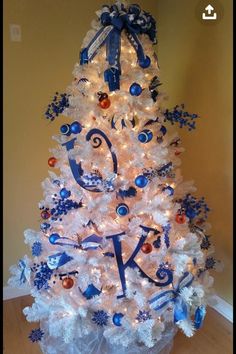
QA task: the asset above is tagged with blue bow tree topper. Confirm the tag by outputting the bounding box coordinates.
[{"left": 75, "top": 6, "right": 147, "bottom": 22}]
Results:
[{"left": 80, "top": 3, "right": 157, "bottom": 91}]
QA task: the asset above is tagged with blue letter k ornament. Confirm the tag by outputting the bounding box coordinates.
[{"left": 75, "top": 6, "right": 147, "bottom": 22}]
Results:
[{"left": 106, "top": 225, "right": 173, "bottom": 298}]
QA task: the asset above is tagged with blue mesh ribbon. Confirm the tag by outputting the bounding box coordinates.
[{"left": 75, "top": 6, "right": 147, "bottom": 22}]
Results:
[{"left": 80, "top": 3, "right": 157, "bottom": 91}]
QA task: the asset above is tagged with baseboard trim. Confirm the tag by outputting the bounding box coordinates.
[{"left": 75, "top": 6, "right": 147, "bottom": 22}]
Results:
[
  {"left": 3, "top": 287, "right": 233, "bottom": 322},
  {"left": 3, "top": 286, "right": 30, "bottom": 300},
  {"left": 210, "top": 295, "right": 233, "bottom": 322}
]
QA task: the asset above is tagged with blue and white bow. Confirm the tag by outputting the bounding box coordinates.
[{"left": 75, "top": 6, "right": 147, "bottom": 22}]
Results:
[
  {"left": 80, "top": 3, "right": 157, "bottom": 91},
  {"left": 149, "top": 272, "right": 206, "bottom": 328},
  {"left": 148, "top": 272, "right": 194, "bottom": 320}
]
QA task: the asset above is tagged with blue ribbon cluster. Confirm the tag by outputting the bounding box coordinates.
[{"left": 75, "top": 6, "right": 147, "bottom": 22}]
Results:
[
  {"left": 80, "top": 3, "right": 157, "bottom": 91},
  {"left": 163, "top": 104, "right": 198, "bottom": 131}
]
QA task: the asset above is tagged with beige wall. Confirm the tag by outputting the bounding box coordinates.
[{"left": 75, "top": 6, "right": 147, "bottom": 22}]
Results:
[
  {"left": 156, "top": 0, "right": 233, "bottom": 304},
  {"left": 4, "top": 1, "right": 232, "bottom": 305}
]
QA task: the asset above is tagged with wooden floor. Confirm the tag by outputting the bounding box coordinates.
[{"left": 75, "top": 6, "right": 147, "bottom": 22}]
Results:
[{"left": 3, "top": 295, "right": 233, "bottom": 354}]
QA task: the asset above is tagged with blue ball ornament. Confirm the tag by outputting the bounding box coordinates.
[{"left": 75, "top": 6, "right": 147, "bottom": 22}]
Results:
[
  {"left": 60, "top": 124, "right": 71, "bottom": 136},
  {"left": 49, "top": 233, "right": 60, "bottom": 244},
  {"left": 186, "top": 207, "right": 197, "bottom": 219},
  {"left": 60, "top": 188, "right": 71, "bottom": 199},
  {"left": 129, "top": 83, "right": 142, "bottom": 96},
  {"left": 139, "top": 56, "right": 151, "bottom": 69},
  {"left": 135, "top": 175, "right": 148, "bottom": 188},
  {"left": 138, "top": 129, "right": 153, "bottom": 143},
  {"left": 112, "top": 313, "right": 124, "bottom": 326},
  {"left": 70, "top": 121, "right": 82, "bottom": 134},
  {"left": 116, "top": 203, "right": 129, "bottom": 216}
]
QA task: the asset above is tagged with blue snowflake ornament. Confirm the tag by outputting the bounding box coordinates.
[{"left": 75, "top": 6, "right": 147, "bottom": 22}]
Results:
[
  {"left": 136, "top": 310, "right": 152, "bottom": 323},
  {"left": 32, "top": 242, "right": 42, "bottom": 256},
  {"left": 28, "top": 328, "right": 44, "bottom": 342},
  {"left": 92, "top": 310, "right": 109, "bottom": 326},
  {"left": 205, "top": 257, "right": 216, "bottom": 270}
]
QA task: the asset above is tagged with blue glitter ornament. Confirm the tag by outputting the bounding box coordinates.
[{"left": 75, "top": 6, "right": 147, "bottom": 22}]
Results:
[
  {"left": 92, "top": 310, "right": 109, "bottom": 326},
  {"left": 60, "top": 124, "right": 71, "bottom": 136},
  {"left": 136, "top": 310, "right": 152, "bottom": 323},
  {"left": 112, "top": 313, "right": 124, "bottom": 326},
  {"left": 139, "top": 56, "right": 151, "bottom": 68},
  {"left": 135, "top": 175, "right": 148, "bottom": 188},
  {"left": 59, "top": 188, "right": 71, "bottom": 199},
  {"left": 32, "top": 242, "right": 42, "bottom": 257},
  {"left": 70, "top": 121, "right": 82, "bottom": 134},
  {"left": 129, "top": 83, "right": 142, "bottom": 96},
  {"left": 28, "top": 328, "right": 44, "bottom": 342},
  {"left": 116, "top": 203, "right": 129, "bottom": 216},
  {"left": 82, "top": 284, "right": 101, "bottom": 299},
  {"left": 138, "top": 129, "right": 153, "bottom": 143},
  {"left": 49, "top": 233, "right": 60, "bottom": 244}
]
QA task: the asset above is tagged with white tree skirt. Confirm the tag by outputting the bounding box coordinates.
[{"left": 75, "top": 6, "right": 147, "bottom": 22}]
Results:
[{"left": 39, "top": 324, "right": 177, "bottom": 354}]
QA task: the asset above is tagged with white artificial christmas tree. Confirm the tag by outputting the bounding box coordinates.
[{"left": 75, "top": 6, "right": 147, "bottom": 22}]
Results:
[{"left": 8, "top": 2, "right": 221, "bottom": 353}]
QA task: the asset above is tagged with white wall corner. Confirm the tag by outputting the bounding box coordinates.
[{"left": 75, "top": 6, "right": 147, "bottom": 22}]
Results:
[
  {"left": 210, "top": 295, "right": 233, "bottom": 322},
  {"left": 3, "top": 286, "right": 30, "bottom": 300}
]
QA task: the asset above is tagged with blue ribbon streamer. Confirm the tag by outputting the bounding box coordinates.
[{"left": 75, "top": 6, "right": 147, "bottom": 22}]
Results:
[
  {"left": 19, "top": 259, "right": 27, "bottom": 284},
  {"left": 80, "top": 3, "right": 157, "bottom": 91}
]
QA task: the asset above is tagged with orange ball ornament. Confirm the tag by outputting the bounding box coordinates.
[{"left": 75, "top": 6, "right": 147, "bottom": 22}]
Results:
[
  {"left": 175, "top": 213, "right": 186, "bottom": 224},
  {"left": 141, "top": 243, "right": 153, "bottom": 254},
  {"left": 48, "top": 157, "right": 57, "bottom": 167},
  {"left": 41, "top": 210, "right": 50, "bottom": 219},
  {"left": 99, "top": 98, "right": 111, "bottom": 109},
  {"left": 62, "top": 277, "right": 74, "bottom": 289}
]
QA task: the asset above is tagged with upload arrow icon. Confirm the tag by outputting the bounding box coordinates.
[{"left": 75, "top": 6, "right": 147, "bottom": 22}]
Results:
[{"left": 202, "top": 4, "right": 217, "bottom": 20}]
